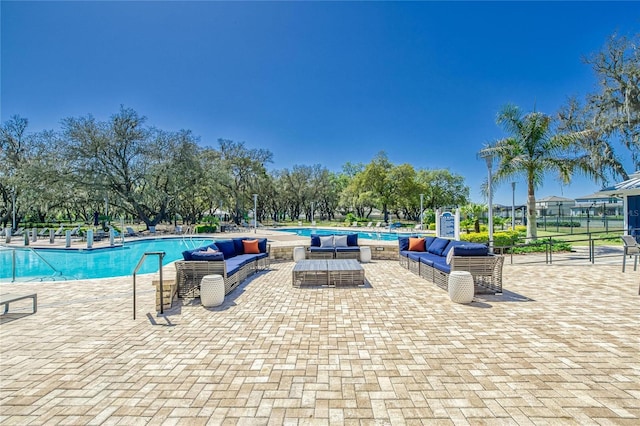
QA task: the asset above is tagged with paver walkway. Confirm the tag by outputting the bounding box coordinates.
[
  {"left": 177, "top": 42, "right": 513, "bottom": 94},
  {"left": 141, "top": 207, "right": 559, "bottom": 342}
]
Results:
[{"left": 1, "top": 260, "right": 639, "bottom": 424}]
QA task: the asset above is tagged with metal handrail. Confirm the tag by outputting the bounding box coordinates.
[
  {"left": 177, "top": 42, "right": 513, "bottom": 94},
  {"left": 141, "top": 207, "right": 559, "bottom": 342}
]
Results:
[
  {"left": 1, "top": 245, "right": 63, "bottom": 282},
  {"left": 132, "top": 251, "right": 165, "bottom": 320}
]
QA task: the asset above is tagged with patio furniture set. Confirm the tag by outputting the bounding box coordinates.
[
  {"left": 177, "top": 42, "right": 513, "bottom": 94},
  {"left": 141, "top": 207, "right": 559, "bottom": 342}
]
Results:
[{"left": 398, "top": 236, "right": 504, "bottom": 295}]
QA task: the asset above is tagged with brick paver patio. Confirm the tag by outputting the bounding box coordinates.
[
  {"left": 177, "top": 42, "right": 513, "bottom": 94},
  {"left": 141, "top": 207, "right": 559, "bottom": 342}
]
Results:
[{"left": 1, "top": 255, "right": 639, "bottom": 424}]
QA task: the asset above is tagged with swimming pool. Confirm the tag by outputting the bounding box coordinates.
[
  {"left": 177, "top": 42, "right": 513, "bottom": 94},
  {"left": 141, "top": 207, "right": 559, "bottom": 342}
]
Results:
[
  {"left": 0, "top": 237, "right": 215, "bottom": 282},
  {"left": 275, "top": 227, "right": 418, "bottom": 242}
]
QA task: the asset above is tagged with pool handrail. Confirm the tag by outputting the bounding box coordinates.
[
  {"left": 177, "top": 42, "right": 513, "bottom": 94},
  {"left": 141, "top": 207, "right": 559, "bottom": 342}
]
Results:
[{"left": 132, "top": 251, "right": 165, "bottom": 320}]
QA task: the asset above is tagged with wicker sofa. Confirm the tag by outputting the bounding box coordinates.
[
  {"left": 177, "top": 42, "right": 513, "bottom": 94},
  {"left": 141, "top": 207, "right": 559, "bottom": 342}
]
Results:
[
  {"left": 308, "top": 234, "right": 361, "bottom": 260},
  {"left": 398, "top": 236, "right": 503, "bottom": 294},
  {"left": 174, "top": 237, "right": 270, "bottom": 298}
]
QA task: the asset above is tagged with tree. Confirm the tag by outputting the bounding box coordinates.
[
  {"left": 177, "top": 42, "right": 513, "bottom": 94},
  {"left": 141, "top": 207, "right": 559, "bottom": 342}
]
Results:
[
  {"left": 558, "top": 33, "right": 639, "bottom": 181},
  {"left": 480, "top": 104, "right": 600, "bottom": 240},
  {"left": 418, "top": 169, "right": 469, "bottom": 210},
  {"left": 216, "top": 139, "right": 272, "bottom": 224},
  {"left": 461, "top": 203, "right": 486, "bottom": 233},
  {"left": 62, "top": 106, "right": 201, "bottom": 228}
]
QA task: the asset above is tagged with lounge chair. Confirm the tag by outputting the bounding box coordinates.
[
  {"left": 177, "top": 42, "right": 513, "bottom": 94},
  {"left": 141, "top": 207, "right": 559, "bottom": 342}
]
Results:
[
  {"left": 366, "top": 222, "right": 373, "bottom": 229},
  {"left": 621, "top": 235, "right": 640, "bottom": 273},
  {"left": 125, "top": 227, "right": 139, "bottom": 237},
  {"left": 37, "top": 228, "right": 50, "bottom": 238},
  {"left": 53, "top": 225, "right": 65, "bottom": 237},
  {"left": 68, "top": 226, "right": 80, "bottom": 237},
  {"left": 352, "top": 221, "right": 358, "bottom": 227}
]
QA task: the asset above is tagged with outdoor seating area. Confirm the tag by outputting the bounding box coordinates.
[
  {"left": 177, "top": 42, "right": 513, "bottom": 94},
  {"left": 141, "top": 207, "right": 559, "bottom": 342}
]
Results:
[
  {"left": 174, "top": 237, "right": 270, "bottom": 298},
  {"left": 398, "top": 236, "right": 504, "bottom": 294},
  {"left": 308, "top": 233, "right": 361, "bottom": 260}
]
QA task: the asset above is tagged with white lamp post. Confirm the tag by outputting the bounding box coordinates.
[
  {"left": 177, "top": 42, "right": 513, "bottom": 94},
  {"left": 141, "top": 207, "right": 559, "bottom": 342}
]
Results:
[
  {"left": 253, "top": 194, "right": 257, "bottom": 233},
  {"left": 420, "top": 193, "right": 424, "bottom": 231},
  {"left": 485, "top": 156, "right": 494, "bottom": 252},
  {"left": 511, "top": 182, "right": 516, "bottom": 230}
]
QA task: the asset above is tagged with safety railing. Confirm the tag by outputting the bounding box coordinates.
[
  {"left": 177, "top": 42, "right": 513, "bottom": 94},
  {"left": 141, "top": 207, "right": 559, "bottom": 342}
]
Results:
[
  {"left": 0, "top": 245, "right": 63, "bottom": 282},
  {"left": 132, "top": 251, "right": 165, "bottom": 320}
]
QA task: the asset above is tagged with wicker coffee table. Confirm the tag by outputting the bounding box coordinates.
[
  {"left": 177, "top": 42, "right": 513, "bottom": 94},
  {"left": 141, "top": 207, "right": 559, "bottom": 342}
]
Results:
[{"left": 292, "top": 259, "right": 364, "bottom": 287}]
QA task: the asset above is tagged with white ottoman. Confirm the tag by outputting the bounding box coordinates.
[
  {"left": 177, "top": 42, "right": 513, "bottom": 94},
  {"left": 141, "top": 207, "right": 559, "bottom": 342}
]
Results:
[
  {"left": 448, "top": 271, "right": 474, "bottom": 304},
  {"left": 360, "top": 246, "right": 372, "bottom": 263},
  {"left": 200, "top": 274, "right": 225, "bottom": 307},
  {"left": 293, "top": 246, "right": 306, "bottom": 262}
]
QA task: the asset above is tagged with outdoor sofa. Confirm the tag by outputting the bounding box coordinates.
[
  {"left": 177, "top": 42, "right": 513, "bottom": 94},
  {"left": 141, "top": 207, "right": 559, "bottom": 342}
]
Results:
[
  {"left": 309, "top": 234, "right": 361, "bottom": 260},
  {"left": 174, "top": 237, "right": 270, "bottom": 298},
  {"left": 398, "top": 236, "right": 504, "bottom": 294}
]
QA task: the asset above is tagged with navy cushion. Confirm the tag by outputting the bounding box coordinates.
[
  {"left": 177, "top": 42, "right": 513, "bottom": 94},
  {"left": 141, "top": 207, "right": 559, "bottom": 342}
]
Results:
[
  {"left": 215, "top": 240, "right": 237, "bottom": 259},
  {"left": 442, "top": 240, "right": 467, "bottom": 257},
  {"left": 407, "top": 252, "right": 423, "bottom": 262},
  {"left": 347, "top": 233, "right": 358, "bottom": 247},
  {"left": 433, "top": 261, "right": 451, "bottom": 274},
  {"left": 335, "top": 246, "right": 360, "bottom": 252},
  {"left": 225, "top": 257, "right": 244, "bottom": 276},
  {"left": 419, "top": 255, "right": 435, "bottom": 267},
  {"left": 427, "top": 237, "right": 450, "bottom": 256},
  {"left": 309, "top": 246, "right": 335, "bottom": 253},
  {"left": 310, "top": 234, "right": 321, "bottom": 247},
  {"left": 232, "top": 238, "right": 245, "bottom": 255},
  {"left": 233, "top": 254, "right": 258, "bottom": 267},
  {"left": 398, "top": 237, "right": 410, "bottom": 251},
  {"left": 399, "top": 250, "right": 411, "bottom": 258},
  {"left": 182, "top": 250, "right": 194, "bottom": 261},
  {"left": 424, "top": 236, "right": 436, "bottom": 251},
  {"left": 190, "top": 251, "right": 224, "bottom": 261},
  {"left": 257, "top": 238, "right": 268, "bottom": 253},
  {"left": 453, "top": 243, "right": 489, "bottom": 256}
]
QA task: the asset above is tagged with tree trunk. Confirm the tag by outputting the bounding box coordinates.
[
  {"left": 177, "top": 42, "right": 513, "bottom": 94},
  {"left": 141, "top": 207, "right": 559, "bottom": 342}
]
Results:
[{"left": 527, "top": 177, "right": 537, "bottom": 241}]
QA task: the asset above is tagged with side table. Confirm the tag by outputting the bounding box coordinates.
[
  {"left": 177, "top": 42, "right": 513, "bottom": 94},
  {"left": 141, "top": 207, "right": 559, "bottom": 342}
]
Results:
[
  {"left": 448, "top": 271, "right": 474, "bottom": 304},
  {"left": 360, "top": 246, "right": 372, "bottom": 263},
  {"left": 293, "top": 246, "right": 306, "bottom": 262},
  {"left": 201, "top": 274, "right": 225, "bottom": 307}
]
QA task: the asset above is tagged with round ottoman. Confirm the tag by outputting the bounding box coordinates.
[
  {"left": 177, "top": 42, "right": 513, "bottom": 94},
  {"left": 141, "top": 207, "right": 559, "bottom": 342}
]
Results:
[
  {"left": 293, "top": 246, "right": 306, "bottom": 262},
  {"left": 448, "top": 271, "right": 474, "bottom": 304},
  {"left": 360, "top": 246, "right": 372, "bottom": 263},
  {"left": 200, "top": 274, "right": 225, "bottom": 307}
]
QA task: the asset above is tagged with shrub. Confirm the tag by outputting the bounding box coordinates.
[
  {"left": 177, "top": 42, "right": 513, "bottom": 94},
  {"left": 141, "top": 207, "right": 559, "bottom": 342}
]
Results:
[
  {"left": 511, "top": 239, "right": 572, "bottom": 254},
  {"left": 460, "top": 230, "right": 520, "bottom": 247},
  {"left": 428, "top": 223, "right": 436, "bottom": 230},
  {"left": 195, "top": 225, "right": 217, "bottom": 233}
]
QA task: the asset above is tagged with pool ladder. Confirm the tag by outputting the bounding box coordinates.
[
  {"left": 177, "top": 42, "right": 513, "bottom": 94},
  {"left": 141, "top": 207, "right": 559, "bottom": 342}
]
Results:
[{"left": 132, "top": 251, "right": 165, "bottom": 320}]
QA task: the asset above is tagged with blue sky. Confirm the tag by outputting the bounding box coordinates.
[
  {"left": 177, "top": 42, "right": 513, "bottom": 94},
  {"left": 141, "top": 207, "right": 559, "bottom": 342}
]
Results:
[{"left": 2, "top": 1, "right": 639, "bottom": 205}]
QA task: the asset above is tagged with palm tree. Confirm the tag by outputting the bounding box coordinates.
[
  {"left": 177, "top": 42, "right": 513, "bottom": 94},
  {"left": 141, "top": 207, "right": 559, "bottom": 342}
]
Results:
[
  {"left": 461, "top": 203, "right": 486, "bottom": 233},
  {"left": 479, "top": 104, "right": 601, "bottom": 240}
]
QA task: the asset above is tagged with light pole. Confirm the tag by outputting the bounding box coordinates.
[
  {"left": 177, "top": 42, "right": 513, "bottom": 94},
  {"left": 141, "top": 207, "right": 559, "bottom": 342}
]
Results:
[
  {"left": 485, "top": 156, "right": 494, "bottom": 252},
  {"left": 557, "top": 202, "right": 562, "bottom": 233},
  {"left": 511, "top": 182, "right": 516, "bottom": 230},
  {"left": 420, "top": 193, "right": 424, "bottom": 231},
  {"left": 12, "top": 187, "right": 16, "bottom": 230},
  {"left": 253, "top": 194, "right": 257, "bottom": 233}
]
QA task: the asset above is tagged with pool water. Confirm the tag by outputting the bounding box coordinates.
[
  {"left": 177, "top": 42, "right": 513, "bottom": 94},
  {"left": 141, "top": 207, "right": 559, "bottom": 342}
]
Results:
[
  {"left": 0, "top": 237, "right": 215, "bottom": 282},
  {"left": 276, "top": 227, "right": 418, "bottom": 242}
]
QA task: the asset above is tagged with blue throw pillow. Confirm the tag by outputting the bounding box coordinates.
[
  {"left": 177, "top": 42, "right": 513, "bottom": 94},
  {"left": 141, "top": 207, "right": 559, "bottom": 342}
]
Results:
[
  {"left": 257, "top": 238, "right": 268, "bottom": 253},
  {"left": 215, "top": 239, "right": 237, "bottom": 259},
  {"left": 190, "top": 251, "right": 224, "bottom": 261},
  {"left": 310, "top": 234, "right": 320, "bottom": 247},
  {"left": 232, "top": 238, "right": 245, "bottom": 255},
  {"left": 398, "top": 237, "right": 410, "bottom": 251},
  {"left": 442, "top": 240, "right": 467, "bottom": 257},
  {"left": 346, "top": 233, "right": 358, "bottom": 247},
  {"left": 453, "top": 244, "right": 489, "bottom": 256},
  {"left": 427, "top": 237, "right": 450, "bottom": 256},
  {"left": 424, "top": 236, "right": 436, "bottom": 251},
  {"left": 182, "top": 249, "right": 194, "bottom": 261}
]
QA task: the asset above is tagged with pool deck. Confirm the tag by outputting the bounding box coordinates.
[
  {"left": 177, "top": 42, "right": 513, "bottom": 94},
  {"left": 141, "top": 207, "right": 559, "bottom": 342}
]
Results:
[{"left": 1, "top": 231, "right": 639, "bottom": 424}]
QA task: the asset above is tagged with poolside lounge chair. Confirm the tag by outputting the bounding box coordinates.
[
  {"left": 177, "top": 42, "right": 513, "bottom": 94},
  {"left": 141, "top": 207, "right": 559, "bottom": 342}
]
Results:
[
  {"left": 68, "top": 226, "right": 80, "bottom": 237},
  {"left": 37, "top": 228, "right": 50, "bottom": 238},
  {"left": 53, "top": 225, "right": 65, "bottom": 237},
  {"left": 366, "top": 222, "right": 373, "bottom": 229},
  {"left": 621, "top": 235, "right": 640, "bottom": 273},
  {"left": 125, "top": 227, "right": 139, "bottom": 237}
]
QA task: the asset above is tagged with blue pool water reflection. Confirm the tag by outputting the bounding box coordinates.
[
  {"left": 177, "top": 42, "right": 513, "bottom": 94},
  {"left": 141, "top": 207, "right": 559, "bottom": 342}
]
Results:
[{"left": 0, "top": 237, "right": 215, "bottom": 282}]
